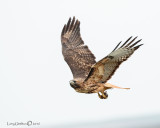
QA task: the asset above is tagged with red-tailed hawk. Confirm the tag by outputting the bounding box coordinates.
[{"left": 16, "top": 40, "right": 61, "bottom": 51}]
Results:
[{"left": 61, "top": 17, "right": 143, "bottom": 99}]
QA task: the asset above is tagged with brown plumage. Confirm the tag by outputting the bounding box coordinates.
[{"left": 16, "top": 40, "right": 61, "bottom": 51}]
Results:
[{"left": 61, "top": 17, "right": 143, "bottom": 99}]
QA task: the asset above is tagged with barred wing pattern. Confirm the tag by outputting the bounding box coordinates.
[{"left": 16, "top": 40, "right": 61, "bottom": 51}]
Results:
[
  {"left": 61, "top": 17, "right": 96, "bottom": 81},
  {"left": 85, "top": 36, "right": 143, "bottom": 84}
]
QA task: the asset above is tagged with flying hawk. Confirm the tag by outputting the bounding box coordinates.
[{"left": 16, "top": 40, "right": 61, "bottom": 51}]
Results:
[{"left": 61, "top": 17, "right": 143, "bottom": 99}]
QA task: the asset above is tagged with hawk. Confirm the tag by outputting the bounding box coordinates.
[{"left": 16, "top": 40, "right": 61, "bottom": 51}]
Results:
[{"left": 61, "top": 17, "right": 143, "bottom": 99}]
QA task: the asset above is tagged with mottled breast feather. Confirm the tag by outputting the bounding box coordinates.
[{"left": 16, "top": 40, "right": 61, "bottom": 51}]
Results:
[
  {"left": 84, "top": 36, "right": 143, "bottom": 84},
  {"left": 61, "top": 17, "right": 96, "bottom": 81}
]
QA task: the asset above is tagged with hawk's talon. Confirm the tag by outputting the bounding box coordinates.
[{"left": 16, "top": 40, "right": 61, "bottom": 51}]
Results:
[
  {"left": 104, "top": 91, "right": 108, "bottom": 98},
  {"left": 98, "top": 92, "right": 104, "bottom": 99},
  {"left": 98, "top": 92, "right": 108, "bottom": 99}
]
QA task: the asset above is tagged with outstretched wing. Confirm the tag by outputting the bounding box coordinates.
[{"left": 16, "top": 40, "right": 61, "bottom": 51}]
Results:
[
  {"left": 61, "top": 17, "right": 96, "bottom": 81},
  {"left": 84, "top": 36, "right": 143, "bottom": 84}
]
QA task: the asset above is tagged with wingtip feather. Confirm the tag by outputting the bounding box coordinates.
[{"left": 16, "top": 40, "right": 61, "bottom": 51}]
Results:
[
  {"left": 120, "top": 36, "right": 133, "bottom": 48},
  {"left": 134, "top": 43, "right": 143, "bottom": 50}
]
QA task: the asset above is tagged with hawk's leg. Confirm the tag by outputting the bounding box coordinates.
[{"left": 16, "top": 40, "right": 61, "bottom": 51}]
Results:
[{"left": 98, "top": 91, "right": 108, "bottom": 99}]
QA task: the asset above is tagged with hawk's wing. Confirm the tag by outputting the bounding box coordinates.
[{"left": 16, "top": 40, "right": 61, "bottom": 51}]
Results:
[
  {"left": 84, "top": 36, "right": 143, "bottom": 84},
  {"left": 61, "top": 17, "right": 96, "bottom": 81}
]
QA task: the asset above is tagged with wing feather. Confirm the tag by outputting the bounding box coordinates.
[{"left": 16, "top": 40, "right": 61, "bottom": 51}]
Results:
[
  {"left": 84, "top": 37, "right": 143, "bottom": 83},
  {"left": 61, "top": 17, "right": 96, "bottom": 81}
]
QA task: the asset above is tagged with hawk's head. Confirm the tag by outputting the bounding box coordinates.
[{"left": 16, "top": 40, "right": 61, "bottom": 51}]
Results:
[{"left": 69, "top": 80, "right": 80, "bottom": 89}]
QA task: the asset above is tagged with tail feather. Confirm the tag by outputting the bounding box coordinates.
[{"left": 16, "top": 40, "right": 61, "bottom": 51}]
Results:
[{"left": 105, "top": 83, "right": 130, "bottom": 89}]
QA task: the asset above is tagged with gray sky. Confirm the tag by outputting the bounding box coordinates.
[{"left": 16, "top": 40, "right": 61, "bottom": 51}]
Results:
[{"left": 0, "top": 0, "right": 160, "bottom": 127}]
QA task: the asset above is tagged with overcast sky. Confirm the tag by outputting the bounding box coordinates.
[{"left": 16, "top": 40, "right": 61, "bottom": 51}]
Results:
[{"left": 0, "top": 0, "right": 160, "bottom": 127}]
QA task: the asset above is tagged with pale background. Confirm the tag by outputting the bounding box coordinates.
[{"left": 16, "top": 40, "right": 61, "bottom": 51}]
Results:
[{"left": 0, "top": 0, "right": 160, "bottom": 127}]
